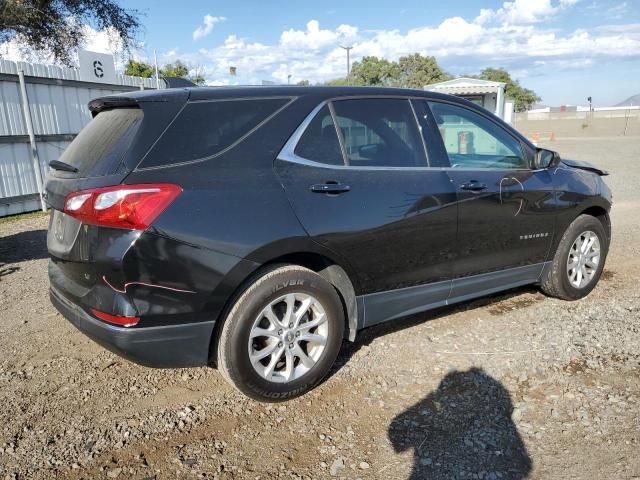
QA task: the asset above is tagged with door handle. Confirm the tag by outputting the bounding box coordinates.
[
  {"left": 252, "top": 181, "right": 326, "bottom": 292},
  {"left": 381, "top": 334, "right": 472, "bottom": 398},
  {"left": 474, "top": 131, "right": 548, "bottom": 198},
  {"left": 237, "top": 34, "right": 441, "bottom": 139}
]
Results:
[
  {"left": 311, "top": 183, "right": 350, "bottom": 194},
  {"left": 460, "top": 181, "right": 487, "bottom": 191}
]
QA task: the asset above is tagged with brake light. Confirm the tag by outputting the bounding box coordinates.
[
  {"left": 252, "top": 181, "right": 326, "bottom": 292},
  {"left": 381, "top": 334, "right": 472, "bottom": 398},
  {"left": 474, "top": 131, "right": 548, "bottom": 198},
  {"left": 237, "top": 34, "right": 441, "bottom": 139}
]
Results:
[
  {"left": 91, "top": 308, "right": 140, "bottom": 327},
  {"left": 64, "top": 184, "right": 181, "bottom": 230}
]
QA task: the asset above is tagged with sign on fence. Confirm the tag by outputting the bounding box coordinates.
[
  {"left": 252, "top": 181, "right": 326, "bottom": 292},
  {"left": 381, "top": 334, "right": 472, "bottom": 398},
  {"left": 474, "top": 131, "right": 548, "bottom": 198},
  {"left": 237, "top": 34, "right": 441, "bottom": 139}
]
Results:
[{"left": 77, "top": 50, "right": 116, "bottom": 84}]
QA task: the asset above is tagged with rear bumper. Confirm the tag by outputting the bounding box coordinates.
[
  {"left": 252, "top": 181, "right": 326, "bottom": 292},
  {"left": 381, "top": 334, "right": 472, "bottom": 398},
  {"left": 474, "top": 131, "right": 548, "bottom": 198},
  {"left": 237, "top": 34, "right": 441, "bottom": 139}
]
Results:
[{"left": 50, "top": 286, "right": 214, "bottom": 368}]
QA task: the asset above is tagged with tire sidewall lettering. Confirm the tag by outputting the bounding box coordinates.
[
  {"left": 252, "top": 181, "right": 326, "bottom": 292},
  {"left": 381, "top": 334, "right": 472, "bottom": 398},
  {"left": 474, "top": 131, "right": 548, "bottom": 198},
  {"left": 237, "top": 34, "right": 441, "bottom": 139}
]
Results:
[{"left": 221, "top": 267, "right": 345, "bottom": 402}]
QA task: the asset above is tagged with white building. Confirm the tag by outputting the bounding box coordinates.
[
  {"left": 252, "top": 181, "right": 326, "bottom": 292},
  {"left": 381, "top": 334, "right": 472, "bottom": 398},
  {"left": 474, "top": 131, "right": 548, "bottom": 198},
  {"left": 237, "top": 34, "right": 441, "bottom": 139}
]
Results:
[{"left": 424, "top": 77, "right": 514, "bottom": 124}]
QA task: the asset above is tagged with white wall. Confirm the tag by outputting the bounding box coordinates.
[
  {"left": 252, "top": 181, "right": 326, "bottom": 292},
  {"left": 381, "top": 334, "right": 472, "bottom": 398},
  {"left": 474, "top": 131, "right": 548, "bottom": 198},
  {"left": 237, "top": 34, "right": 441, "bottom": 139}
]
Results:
[
  {"left": 504, "top": 100, "right": 514, "bottom": 125},
  {"left": 483, "top": 95, "right": 497, "bottom": 116},
  {"left": 0, "top": 59, "right": 160, "bottom": 216}
]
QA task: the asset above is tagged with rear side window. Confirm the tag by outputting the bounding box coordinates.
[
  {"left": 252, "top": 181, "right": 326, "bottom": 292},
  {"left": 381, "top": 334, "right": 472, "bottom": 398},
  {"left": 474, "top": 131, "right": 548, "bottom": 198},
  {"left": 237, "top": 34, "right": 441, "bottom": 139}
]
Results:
[
  {"left": 294, "top": 105, "right": 343, "bottom": 165},
  {"left": 332, "top": 99, "right": 428, "bottom": 167},
  {"left": 142, "top": 98, "right": 290, "bottom": 168},
  {"left": 58, "top": 108, "right": 143, "bottom": 177}
]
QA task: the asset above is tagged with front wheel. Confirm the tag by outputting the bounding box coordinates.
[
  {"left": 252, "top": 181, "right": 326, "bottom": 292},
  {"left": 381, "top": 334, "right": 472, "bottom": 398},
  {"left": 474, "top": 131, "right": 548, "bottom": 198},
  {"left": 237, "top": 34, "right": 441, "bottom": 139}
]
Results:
[
  {"left": 217, "top": 265, "right": 344, "bottom": 401},
  {"left": 541, "top": 214, "right": 609, "bottom": 300}
]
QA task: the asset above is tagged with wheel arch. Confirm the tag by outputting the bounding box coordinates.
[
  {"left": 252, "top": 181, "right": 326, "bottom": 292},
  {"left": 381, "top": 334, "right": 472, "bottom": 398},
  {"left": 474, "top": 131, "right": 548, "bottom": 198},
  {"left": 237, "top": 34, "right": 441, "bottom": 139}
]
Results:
[
  {"left": 579, "top": 205, "right": 611, "bottom": 241},
  {"left": 259, "top": 252, "right": 360, "bottom": 342},
  {"left": 208, "top": 246, "right": 360, "bottom": 366}
]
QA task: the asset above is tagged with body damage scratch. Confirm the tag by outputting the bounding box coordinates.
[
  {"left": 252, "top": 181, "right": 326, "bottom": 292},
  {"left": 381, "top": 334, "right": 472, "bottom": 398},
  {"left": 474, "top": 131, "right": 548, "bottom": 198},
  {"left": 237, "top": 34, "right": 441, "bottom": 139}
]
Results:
[
  {"left": 499, "top": 176, "right": 524, "bottom": 217},
  {"left": 102, "top": 276, "right": 197, "bottom": 294}
]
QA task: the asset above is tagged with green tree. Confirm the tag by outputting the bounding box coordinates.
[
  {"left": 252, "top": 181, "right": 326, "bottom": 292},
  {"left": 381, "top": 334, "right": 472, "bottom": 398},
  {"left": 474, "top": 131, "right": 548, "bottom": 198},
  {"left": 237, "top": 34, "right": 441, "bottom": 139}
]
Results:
[
  {"left": 124, "top": 59, "right": 154, "bottom": 78},
  {"left": 124, "top": 59, "right": 206, "bottom": 85},
  {"left": 397, "top": 54, "right": 451, "bottom": 89},
  {"left": 326, "top": 54, "right": 450, "bottom": 88},
  {"left": 476, "top": 67, "right": 540, "bottom": 112},
  {"left": 325, "top": 77, "right": 352, "bottom": 86},
  {"left": 161, "top": 60, "right": 205, "bottom": 85},
  {"left": 0, "top": 0, "right": 140, "bottom": 65},
  {"left": 161, "top": 60, "right": 189, "bottom": 78},
  {"left": 190, "top": 72, "right": 206, "bottom": 86},
  {"left": 349, "top": 56, "right": 400, "bottom": 86}
]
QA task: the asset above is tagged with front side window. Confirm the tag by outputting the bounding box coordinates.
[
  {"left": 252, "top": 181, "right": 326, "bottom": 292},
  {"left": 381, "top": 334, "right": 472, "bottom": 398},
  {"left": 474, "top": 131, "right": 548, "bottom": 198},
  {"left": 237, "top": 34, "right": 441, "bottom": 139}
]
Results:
[
  {"left": 332, "top": 99, "right": 428, "bottom": 168},
  {"left": 428, "top": 101, "right": 527, "bottom": 169},
  {"left": 142, "top": 98, "right": 290, "bottom": 168}
]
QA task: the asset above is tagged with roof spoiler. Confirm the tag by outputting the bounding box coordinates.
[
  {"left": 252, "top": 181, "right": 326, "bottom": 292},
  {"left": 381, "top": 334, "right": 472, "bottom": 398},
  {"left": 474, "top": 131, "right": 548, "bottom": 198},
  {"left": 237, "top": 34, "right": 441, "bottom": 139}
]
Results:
[
  {"left": 88, "top": 96, "right": 139, "bottom": 116},
  {"left": 88, "top": 88, "right": 191, "bottom": 116},
  {"left": 162, "top": 77, "right": 198, "bottom": 88}
]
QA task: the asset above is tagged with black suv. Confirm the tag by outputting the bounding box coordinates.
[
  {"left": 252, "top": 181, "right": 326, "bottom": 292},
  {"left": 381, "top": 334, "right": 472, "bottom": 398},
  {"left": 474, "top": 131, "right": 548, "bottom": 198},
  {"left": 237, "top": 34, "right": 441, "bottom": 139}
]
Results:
[{"left": 46, "top": 86, "right": 611, "bottom": 401}]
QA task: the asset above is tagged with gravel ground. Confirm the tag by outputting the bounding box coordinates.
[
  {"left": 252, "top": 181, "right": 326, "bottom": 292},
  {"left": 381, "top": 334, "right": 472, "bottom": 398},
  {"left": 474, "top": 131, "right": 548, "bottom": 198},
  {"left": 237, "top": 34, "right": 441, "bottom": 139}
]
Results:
[{"left": 1, "top": 136, "right": 639, "bottom": 480}]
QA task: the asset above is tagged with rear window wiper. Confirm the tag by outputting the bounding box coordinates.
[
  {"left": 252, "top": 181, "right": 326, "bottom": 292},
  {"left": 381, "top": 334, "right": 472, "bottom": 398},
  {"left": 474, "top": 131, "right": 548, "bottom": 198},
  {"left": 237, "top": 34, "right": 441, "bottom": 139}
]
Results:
[{"left": 49, "top": 160, "right": 78, "bottom": 173}]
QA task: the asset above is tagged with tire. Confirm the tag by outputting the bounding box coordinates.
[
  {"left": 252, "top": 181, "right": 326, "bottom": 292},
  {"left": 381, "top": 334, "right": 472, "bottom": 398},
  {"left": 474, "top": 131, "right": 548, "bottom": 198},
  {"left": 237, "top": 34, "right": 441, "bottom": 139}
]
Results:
[
  {"left": 217, "top": 265, "right": 345, "bottom": 402},
  {"left": 540, "top": 214, "right": 609, "bottom": 300}
]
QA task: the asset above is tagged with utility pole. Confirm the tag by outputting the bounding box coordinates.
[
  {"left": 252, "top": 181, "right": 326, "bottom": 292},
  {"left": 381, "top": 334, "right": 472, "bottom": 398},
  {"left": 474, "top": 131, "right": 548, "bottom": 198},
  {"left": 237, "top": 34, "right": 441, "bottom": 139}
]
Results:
[
  {"left": 153, "top": 49, "right": 160, "bottom": 89},
  {"left": 340, "top": 45, "right": 353, "bottom": 78}
]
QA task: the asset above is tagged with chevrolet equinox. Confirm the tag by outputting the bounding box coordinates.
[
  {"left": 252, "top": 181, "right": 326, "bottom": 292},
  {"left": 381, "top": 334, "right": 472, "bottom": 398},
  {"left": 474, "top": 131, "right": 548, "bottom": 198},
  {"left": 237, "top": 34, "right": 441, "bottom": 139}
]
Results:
[{"left": 45, "top": 86, "right": 612, "bottom": 401}]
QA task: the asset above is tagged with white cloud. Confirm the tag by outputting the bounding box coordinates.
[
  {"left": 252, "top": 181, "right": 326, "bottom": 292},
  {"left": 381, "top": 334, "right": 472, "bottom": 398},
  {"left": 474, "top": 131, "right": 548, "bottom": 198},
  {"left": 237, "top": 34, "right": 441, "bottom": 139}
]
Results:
[
  {"left": 604, "top": 1, "right": 630, "bottom": 19},
  {"left": 280, "top": 20, "right": 355, "bottom": 50},
  {"left": 474, "top": 8, "right": 495, "bottom": 25},
  {"left": 595, "top": 22, "right": 640, "bottom": 33},
  {"left": 195, "top": 20, "right": 358, "bottom": 84},
  {"left": 192, "top": 15, "right": 226, "bottom": 41},
  {"left": 499, "top": 0, "right": 558, "bottom": 24},
  {"left": 2, "top": 1, "right": 639, "bottom": 90},
  {"left": 0, "top": 24, "right": 130, "bottom": 67},
  {"left": 475, "top": 0, "right": 579, "bottom": 25},
  {"left": 187, "top": 13, "right": 640, "bottom": 86},
  {"left": 81, "top": 25, "right": 126, "bottom": 55}
]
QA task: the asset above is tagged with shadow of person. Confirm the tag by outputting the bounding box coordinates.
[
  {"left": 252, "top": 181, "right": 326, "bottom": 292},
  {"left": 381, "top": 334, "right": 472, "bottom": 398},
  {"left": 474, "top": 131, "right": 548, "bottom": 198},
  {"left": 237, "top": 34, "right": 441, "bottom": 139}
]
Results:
[{"left": 388, "top": 368, "right": 531, "bottom": 480}]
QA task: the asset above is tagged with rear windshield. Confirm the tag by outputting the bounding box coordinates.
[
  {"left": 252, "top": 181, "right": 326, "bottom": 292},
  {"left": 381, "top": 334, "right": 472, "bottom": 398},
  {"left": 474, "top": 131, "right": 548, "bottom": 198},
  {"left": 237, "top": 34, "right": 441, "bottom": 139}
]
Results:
[
  {"left": 140, "top": 98, "right": 290, "bottom": 168},
  {"left": 58, "top": 108, "right": 143, "bottom": 177}
]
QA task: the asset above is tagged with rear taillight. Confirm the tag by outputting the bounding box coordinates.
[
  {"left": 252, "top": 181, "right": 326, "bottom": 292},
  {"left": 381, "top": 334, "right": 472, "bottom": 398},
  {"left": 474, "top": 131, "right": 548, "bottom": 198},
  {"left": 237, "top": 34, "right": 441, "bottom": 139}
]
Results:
[
  {"left": 91, "top": 308, "right": 140, "bottom": 327},
  {"left": 64, "top": 184, "right": 181, "bottom": 230}
]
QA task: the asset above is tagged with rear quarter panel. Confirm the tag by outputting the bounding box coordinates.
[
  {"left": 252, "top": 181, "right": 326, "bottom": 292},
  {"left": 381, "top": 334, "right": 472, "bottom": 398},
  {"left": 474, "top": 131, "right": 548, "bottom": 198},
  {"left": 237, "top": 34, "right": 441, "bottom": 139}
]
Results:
[{"left": 121, "top": 95, "right": 335, "bottom": 320}]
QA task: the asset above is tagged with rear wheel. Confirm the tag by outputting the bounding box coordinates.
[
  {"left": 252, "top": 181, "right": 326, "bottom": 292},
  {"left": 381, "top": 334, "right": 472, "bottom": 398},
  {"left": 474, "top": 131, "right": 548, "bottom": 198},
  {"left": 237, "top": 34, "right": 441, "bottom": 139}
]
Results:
[
  {"left": 217, "top": 265, "right": 344, "bottom": 401},
  {"left": 541, "top": 214, "right": 608, "bottom": 300}
]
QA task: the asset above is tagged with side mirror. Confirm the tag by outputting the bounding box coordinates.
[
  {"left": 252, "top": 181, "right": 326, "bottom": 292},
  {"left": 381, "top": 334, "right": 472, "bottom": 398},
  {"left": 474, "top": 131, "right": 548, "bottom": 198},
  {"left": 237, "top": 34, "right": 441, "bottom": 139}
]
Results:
[{"left": 535, "top": 148, "right": 560, "bottom": 169}]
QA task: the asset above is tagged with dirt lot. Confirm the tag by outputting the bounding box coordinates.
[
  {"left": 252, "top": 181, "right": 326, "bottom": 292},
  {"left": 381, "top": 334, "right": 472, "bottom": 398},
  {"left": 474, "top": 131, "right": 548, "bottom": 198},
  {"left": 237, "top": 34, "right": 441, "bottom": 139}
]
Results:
[{"left": 1, "top": 136, "right": 639, "bottom": 480}]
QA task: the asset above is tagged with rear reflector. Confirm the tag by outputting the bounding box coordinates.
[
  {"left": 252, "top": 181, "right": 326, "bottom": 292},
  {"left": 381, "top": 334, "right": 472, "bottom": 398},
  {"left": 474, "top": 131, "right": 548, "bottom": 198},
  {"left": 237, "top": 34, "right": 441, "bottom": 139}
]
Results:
[
  {"left": 91, "top": 308, "right": 140, "bottom": 327},
  {"left": 64, "top": 183, "right": 181, "bottom": 230}
]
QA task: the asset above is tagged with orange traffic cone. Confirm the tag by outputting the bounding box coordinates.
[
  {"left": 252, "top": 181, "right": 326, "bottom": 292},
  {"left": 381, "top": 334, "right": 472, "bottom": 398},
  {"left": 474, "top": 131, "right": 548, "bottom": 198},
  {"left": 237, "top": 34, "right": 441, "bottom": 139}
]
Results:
[
  {"left": 549, "top": 131, "right": 556, "bottom": 141},
  {"left": 531, "top": 132, "right": 540, "bottom": 143}
]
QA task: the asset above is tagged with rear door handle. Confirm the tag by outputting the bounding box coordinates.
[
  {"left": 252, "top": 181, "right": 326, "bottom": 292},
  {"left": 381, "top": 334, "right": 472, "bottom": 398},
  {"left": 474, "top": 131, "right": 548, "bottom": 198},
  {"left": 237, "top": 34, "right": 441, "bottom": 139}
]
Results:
[
  {"left": 311, "top": 183, "right": 350, "bottom": 194},
  {"left": 460, "top": 181, "right": 487, "bottom": 191}
]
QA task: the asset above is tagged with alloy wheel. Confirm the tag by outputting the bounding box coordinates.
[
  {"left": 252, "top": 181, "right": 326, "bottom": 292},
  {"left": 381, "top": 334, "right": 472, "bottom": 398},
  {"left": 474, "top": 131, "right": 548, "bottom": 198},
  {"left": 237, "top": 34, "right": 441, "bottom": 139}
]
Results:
[
  {"left": 248, "top": 293, "right": 329, "bottom": 383},
  {"left": 567, "top": 230, "right": 601, "bottom": 289}
]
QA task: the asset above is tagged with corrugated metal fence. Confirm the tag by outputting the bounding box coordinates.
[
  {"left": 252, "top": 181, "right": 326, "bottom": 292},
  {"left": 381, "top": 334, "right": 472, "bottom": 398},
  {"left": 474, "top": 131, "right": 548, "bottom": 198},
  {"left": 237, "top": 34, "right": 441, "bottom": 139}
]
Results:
[{"left": 0, "top": 59, "right": 161, "bottom": 217}]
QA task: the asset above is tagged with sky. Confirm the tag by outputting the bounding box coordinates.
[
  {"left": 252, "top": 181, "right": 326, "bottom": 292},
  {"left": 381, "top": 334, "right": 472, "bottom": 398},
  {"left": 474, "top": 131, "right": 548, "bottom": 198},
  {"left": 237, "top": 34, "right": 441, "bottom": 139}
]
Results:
[{"left": 3, "top": 0, "right": 640, "bottom": 106}]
